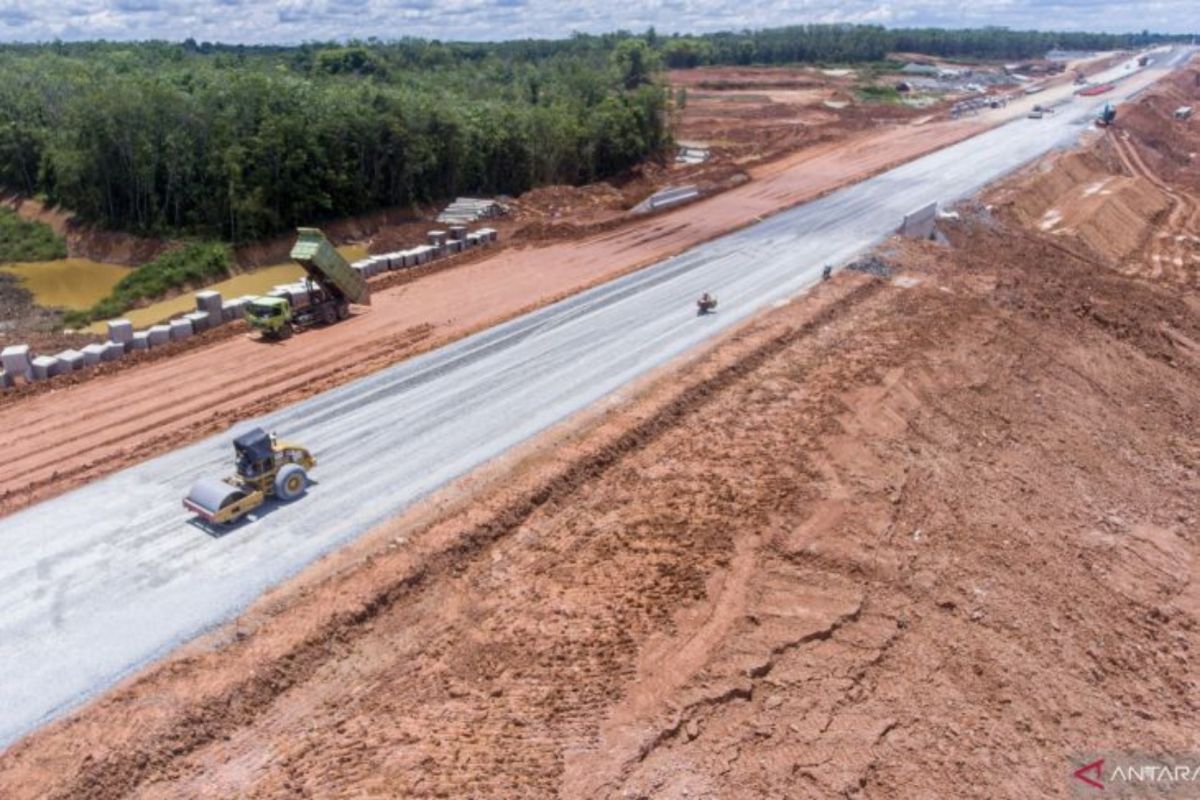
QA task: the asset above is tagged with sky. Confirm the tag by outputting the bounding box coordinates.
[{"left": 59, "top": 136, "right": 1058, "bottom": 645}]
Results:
[{"left": 0, "top": 0, "right": 1194, "bottom": 43}]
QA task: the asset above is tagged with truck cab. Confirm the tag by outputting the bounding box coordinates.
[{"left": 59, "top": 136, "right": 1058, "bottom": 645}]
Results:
[{"left": 245, "top": 296, "right": 294, "bottom": 339}]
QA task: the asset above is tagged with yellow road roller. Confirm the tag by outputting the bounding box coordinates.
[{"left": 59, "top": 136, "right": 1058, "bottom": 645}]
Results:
[{"left": 184, "top": 427, "right": 315, "bottom": 525}]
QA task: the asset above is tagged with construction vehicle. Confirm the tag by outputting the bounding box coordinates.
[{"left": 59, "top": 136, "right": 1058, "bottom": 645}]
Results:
[
  {"left": 696, "top": 293, "right": 718, "bottom": 315},
  {"left": 244, "top": 228, "right": 370, "bottom": 340},
  {"left": 183, "top": 427, "right": 316, "bottom": 525},
  {"left": 1096, "top": 103, "right": 1117, "bottom": 127}
]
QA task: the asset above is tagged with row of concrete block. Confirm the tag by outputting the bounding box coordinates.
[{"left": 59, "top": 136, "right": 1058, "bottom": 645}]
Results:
[
  {"left": 436, "top": 197, "right": 505, "bottom": 224},
  {"left": 349, "top": 227, "right": 498, "bottom": 280},
  {"left": 0, "top": 289, "right": 256, "bottom": 389}
]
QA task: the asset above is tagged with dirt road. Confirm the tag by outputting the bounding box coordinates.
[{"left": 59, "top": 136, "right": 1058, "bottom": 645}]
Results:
[
  {"left": 3, "top": 102, "right": 1196, "bottom": 794},
  {"left": 0, "top": 52, "right": 1172, "bottom": 517},
  {"left": 0, "top": 117, "right": 989, "bottom": 516}
]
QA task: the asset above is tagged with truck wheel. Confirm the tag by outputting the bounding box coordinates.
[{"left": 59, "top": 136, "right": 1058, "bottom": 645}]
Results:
[
  {"left": 337, "top": 302, "right": 350, "bottom": 321},
  {"left": 280, "top": 322, "right": 294, "bottom": 339},
  {"left": 274, "top": 464, "right": 307, "bottom": 502},
  {"left": 321, "top": 305, "right": 337, "bottom": 325}
]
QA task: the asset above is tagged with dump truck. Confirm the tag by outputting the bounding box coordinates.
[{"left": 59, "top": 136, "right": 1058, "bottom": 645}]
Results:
[
  {"left": 184, "top": 427, "right": 315, "bottom": 525},
  {"left": 244, "top": 228, "right": 370, "bottom": 339}
]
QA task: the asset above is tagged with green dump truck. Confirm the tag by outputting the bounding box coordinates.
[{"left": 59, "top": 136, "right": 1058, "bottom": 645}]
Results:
[{"left": 244, "top": 228, "right": 371, "bottom": 340}]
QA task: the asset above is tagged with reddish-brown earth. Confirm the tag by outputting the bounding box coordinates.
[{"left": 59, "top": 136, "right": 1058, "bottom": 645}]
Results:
[
  {"left": 1, "top": 67, "right": 1197, "bottom": 800},
  {"left": 0, "top": 108, "right": 998, "bottom": 516}
]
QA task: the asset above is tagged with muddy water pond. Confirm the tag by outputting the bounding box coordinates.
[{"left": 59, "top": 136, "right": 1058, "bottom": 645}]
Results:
[{"left": 1, "top": 259, "right": 129, "bottom": 310}]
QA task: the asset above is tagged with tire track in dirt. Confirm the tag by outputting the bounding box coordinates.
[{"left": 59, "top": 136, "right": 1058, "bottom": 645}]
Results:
[
  {"left": 1109, "top": 129, "right": 1197, "bottom": 284},
  {"left": 41, "top": 282, "right": 885, "bottom": 800}
]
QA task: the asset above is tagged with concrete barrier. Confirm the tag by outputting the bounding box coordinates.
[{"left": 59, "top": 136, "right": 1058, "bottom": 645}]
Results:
[
  {"left": 56, "top": 349, "right": 85, "bottom": 372},
  {"left": 106, "top": 319, "right": 134, "bottom": 345},
  {"left": 448, "top": 225, "right": 467, "bottom": 241},
  {"left": 900, "top": 202, "right": 939, "bottom": 239},
  {"left": 429, "top": 230, "right": 448, "bottom": 246},
  {"left": 31, "top": 356, "right": 61, "bottom": 381},
  {"left": 183, "top": 311, "right": 211, "bottom": 333},
  {"left": 81, "top": 343, "right": 106, "bottom": 366},
  {"left": 130, "top": 332, "right": 150, "bottom": 351},
  {"left": 147, "top": 325, "right": 171, "bottom": 347},
  {"left": 169, "top": 319, "right": 193, "bottom": 341},
  {"left": 101, "top": 342, "right": 124, "bottom": 362},
  {"left": 1, "top": 345, "right": 32, "bottom": 381},
  {"left": 221, "top": 298, "right": 247, "bottom": 322},
  {"left": 0, "top": 370, "right": 10, "bottom": 389},
  {"left": 195, "top": 290, "right": 222, "bottom": 316}
]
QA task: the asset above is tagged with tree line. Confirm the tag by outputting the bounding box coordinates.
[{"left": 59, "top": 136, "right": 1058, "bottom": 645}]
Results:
[
  {"left": 0, "top": 41, "right": 667, "bottom": 242},
  {"left": 0, "top": 23, "right": 1190, "bottom": 242},
  {"left": 654, "top": 25, "right": 1189, "bottom": 68}
]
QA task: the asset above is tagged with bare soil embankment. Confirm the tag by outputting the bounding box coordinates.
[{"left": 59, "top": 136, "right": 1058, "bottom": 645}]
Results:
[{"left": 1, "top": 71, "right": 1197, "bottom": 797}]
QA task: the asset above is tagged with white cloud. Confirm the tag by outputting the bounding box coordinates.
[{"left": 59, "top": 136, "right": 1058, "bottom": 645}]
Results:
[{"left": 0, "top": 0, "right": 1193, "bottom": 42}]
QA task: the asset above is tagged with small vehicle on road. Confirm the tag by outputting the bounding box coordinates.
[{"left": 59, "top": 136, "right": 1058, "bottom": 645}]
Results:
[
  {"left": 696, "top": 293, "right": 718, "bottom": 315},
  {"left": 184, "top": 428, "right": 315, "bottom": 525}
]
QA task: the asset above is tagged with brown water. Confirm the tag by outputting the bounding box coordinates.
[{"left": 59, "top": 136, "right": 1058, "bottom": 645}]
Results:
[{"left": 1, "top": 259, "right": 130, "bottom": 310}]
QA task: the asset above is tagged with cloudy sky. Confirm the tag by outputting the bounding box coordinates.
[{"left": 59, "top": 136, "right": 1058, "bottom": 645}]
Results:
[{"left": 0, "top": 0, "right": 1194, "bottom": 43}]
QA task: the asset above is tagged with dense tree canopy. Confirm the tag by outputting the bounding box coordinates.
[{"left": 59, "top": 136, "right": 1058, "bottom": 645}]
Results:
[
  {"left": 0, "top": 40, "right": 668, "bottom": 242},
  {"left": 0, "top": 24, "right": 1188, "bottom": 242}
]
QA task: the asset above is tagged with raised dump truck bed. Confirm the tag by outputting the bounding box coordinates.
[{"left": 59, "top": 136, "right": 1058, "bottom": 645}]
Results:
[{"left": 290, "top": 227, "right": 371, "bottom": 306}]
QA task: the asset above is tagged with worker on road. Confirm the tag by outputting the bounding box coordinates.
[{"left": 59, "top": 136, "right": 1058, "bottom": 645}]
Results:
[{"left": 822, "top": 264, "right": 833, "bottom": 281}]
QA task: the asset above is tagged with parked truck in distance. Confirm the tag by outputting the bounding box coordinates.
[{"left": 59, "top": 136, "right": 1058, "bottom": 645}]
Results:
[{"left": 245, "top": 228, "right": 371, "bottom": 340}]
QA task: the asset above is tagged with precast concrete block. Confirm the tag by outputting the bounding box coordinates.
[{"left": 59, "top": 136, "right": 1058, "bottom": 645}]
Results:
[
  {"left": 448, "top": 225, "right": 467, "bottom": 241},
  {"left": 183, "top": 311, "right": 211, "bottom": 333},
  {"left": 428, "top": 230, "right": 448, "bottom": 246},
  {"left": 466, "top": 233, "right": 481, "bottom": 247},
  {"left": 1, "top": 344, "right": 32, "bottom": 380},
  {"left": 31, "top": 356, "right": 61, "bottom": 380},
  {"left": 221, "top": 298, "right": 245, "bottom": 322},
  {"left": 106, "top": 319, "right": 134, "bottom": 344},
  {"left": 56, "top": 349, "right": 85, "bottom": 371},
  {"left": 147, "top": 325, "right": 171, "bottom": 347},
  {"left": 0, "top": 370, "right": 10, "bottom": 390},
  {"left": 130, "top": 332, "right": 150, "bottom": 350},
  {"left": 446, "top": 239, "right": 463, "bottom": 254},
  {"left": 81, "top": 343, "right": 106, "bottom": 366},
  {"left": 900, "top": 202, "right": 939, "bottom": 239},
  {"left": 169, "top": 318, "right": 194, "bottom": 341},
  {"left": 101, "top": 341, "right": 124, "bottom": 362},
  {"left": 477, "top": 227, "right": 498, "bottom": 244},
  {"left": 194, "top": 290, "right": 223, "bottom": 315}
]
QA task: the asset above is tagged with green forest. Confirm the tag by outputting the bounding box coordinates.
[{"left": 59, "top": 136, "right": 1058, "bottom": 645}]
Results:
[
  {"left": 0, "top": 38, "right": 669, "bottom": 242},
  {"left": 0, "top": 24, "right": 1189, "bottom": 244}
]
